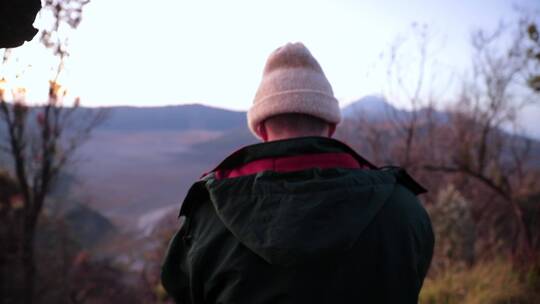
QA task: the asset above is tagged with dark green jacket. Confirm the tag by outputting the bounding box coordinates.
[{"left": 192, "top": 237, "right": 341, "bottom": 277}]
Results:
[{"left": 162, "top": 137, "right": 434, "bottom": 304}]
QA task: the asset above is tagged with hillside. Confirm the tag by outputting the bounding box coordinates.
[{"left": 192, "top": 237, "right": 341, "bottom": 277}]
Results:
[{"left": 69, "top": 104, "right": 250, "bottom": 229}]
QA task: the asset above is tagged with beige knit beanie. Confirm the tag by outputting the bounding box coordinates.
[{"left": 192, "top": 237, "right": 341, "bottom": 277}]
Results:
[{"left": 247, "top": 42, "right": 341, "bottom": 139}]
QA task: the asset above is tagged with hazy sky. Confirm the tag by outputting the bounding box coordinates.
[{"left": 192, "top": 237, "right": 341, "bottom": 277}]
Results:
[{"left": 3, "top": 0, "right": 539, "bottom": 117}]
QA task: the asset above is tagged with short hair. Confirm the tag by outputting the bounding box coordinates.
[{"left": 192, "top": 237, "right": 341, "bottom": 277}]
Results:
[{"left": 263, "top": 113, "right": 329, "bottom": 137}]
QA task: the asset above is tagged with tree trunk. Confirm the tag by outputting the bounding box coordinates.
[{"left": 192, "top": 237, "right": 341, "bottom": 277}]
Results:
[
  {"left": 510, "top": 199, "right": 534, "bottom": 265},
  {"left": 0, "top": 251, "right": 4, "bottom": 303},
  {"left": 22, "top": 222, "right": 36, "bottom": 304}
]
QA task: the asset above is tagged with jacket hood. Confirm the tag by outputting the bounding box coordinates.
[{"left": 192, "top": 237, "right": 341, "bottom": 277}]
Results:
[
  {"left": 207, "top": 169, "right": 405, "bottom": 266},
  {"left": 183, "top": 137, "right": 426, "bottom": 266}
]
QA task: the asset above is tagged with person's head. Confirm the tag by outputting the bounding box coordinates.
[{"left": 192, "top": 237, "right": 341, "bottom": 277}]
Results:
[{"left": 247, "top": 42, "right": 341, "bottom": 142}]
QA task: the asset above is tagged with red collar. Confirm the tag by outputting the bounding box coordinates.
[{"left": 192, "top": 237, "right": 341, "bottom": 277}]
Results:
[{"left": 215, "top": 152, "right": 369, "bottom": 180}]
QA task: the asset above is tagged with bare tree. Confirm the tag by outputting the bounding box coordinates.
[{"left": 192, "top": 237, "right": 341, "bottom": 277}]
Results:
[
  {"left": 386, "top": 24, "right": 426, "bottom": 168},
  {"left": 380, "top": 23, "right": 450, "bottom": 171},
  {"left": 0, "top": 1, "right": 104, "bottom": 303},
  {"left": 340, "top": 24, "right": 446, "bottom": 171},
  {"left": 0, "top": 170, "right": 24, "bottom": 302},
  {"left": 342, "top": 15, "right": 540, "bottom": 265},
  {"left": 40, "top": 0, "right": 89, "bottom": 83},
  {"left": 425, "top": 17, "right": 540, "bottom": 264}
]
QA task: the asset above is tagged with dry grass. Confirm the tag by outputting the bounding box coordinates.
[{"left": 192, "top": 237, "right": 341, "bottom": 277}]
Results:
[{"left": 420, "top": 258, "right": 540, "bottom": 304}]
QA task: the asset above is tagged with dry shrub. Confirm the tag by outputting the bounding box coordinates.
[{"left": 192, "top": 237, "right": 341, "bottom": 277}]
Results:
[{"left": 428, "top": 184, "right": 476, "bottom": 273}]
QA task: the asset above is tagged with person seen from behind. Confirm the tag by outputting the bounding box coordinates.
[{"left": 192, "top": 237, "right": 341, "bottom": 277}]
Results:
[{"left": 161, "top": 42, "right": 435, "bottom": 304}]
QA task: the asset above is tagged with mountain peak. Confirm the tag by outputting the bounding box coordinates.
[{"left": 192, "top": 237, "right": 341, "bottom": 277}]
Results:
[{"left": 342, "top": 95, "right": 400, "bottom": 119}]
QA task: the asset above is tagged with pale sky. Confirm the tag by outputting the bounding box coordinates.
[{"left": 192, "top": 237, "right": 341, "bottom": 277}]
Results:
[{"left": 3, "top": 0, "right": 540, "bottom": 132}]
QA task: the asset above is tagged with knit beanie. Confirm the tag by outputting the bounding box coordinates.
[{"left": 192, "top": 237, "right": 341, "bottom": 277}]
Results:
[{"left": 247, "top": 42, "right": 341, "bottom": 139}]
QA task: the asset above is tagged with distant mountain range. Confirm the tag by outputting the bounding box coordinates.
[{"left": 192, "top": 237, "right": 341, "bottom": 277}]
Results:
[
  {"left": 96, "top": 104, "right": 246, "bottom": 132},
  {"left": 53, "top": 96, "right": 537, "bottom": 237},
  {"left": 90, "top": 96, "right": 449, "bottom": 133},
  {"left": 95, "top": 97, "right": 398, "bottom": 132}
]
